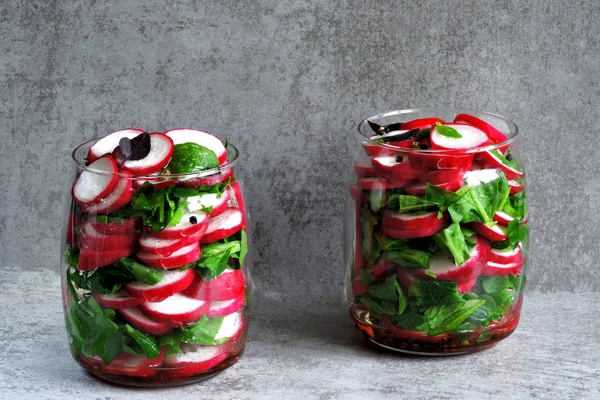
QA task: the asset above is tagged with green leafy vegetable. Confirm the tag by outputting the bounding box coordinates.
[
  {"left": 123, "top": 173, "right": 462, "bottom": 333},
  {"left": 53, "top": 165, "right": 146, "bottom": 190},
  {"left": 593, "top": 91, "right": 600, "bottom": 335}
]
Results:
[
  {"left": 433, "top": 222, "right": 471, "bottom": 265},
  {"left": 482, "top": 276, "right": 511, "bottom": 294},
  {"left": 359, "top": 269, "right": 376, "bottom": 286},
  {"left": 360, "top": 207, "right": 381, "bottom": 264},
  {"left": 489, "top": 149, "right": 523, "bottom": 173},
  {"left": 448, "top": 175, "right": 510, "bottom": 223},
  {"left": 426, "top": 300, "right": 485, "bottom": 336},
  {"left": 492, "top": 220, "right": 528, "bottom": 250},
  {"left": 115, "top": 257, "right": 163, "bottom": 285},
  {"left": 383, "top": 247, "right": 431, "bottom": 268},
  {"left": 159, "top": 315, "right": 224, "bottom": 355},
  {"left": 125, "top": 325, "right": 161, "bottom": 359},
  {"left": 388, "top": 194, "right": 438, "bottom": 212},
  {"left": 435, "top": 122, "right": 463, "bottom": 138},
  {"left": 167, "top": 143, "right": 219, "bottom": 174},
  {"left": 503, "top": 190, "right": 527, "bottom": 221},
  {"left": 408, "top": 280, "right": 463, "bottom": 307}
]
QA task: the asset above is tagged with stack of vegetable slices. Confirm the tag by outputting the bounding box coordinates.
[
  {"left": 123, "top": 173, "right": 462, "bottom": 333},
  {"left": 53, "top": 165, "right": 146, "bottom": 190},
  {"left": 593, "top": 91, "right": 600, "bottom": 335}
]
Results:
[
  {"left": 65, "top": 128, "right": 249, "bottom": 379},
  {"left": 351, "top": 115, "right": 528, "bottom": 344}
]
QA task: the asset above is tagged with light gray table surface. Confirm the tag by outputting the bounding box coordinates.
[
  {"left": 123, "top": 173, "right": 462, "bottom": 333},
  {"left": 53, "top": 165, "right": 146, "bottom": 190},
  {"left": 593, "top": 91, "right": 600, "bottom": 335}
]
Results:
[{"left": 1, "top": 269, "right": 598, "bottom": 400}]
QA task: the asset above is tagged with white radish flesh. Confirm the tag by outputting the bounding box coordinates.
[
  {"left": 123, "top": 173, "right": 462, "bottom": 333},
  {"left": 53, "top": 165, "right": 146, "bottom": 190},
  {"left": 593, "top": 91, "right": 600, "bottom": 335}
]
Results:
[{"left": 430, "top": 124, "right": 489, "bottom": 150}]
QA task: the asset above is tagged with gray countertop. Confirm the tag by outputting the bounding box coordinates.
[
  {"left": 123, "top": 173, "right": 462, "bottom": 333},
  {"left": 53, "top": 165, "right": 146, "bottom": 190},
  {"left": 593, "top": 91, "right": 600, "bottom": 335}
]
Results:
[{"left": 1, "top": 270, "right": 599, "bottom": 400}]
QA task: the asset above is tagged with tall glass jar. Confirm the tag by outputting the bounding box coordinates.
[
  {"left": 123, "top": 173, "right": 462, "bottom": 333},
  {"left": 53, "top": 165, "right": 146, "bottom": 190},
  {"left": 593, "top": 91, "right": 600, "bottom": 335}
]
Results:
[
  {"left": 344, "top": 109, "right": 528, "bottom": 355},
  {"left": 60, "top": 131, "right": 253, "bottom": 386}
]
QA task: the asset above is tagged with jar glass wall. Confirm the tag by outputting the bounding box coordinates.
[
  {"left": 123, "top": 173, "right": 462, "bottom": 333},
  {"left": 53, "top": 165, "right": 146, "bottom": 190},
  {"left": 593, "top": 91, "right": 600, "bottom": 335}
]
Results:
[
  {"left": 344, "top": 108, "right": 528, "bottom": 355},
  {"left": 60, "top": 138, "right": 253, "bottom": 386}
]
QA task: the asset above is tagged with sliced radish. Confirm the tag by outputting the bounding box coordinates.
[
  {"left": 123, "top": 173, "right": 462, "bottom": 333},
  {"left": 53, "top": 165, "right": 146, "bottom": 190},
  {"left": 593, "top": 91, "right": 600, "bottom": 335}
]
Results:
[
  {"left": 146, "top": 212, "right": 209, "bottom": 240},
  {"left": 409, "top": 152, "right": 474, "bottom": 171},
  {"left": 404, "top": 179, "right": 463, "bottom": 196},
  {"left": 401, "top": 117, "right": 446, "bottom": 130},
  {"left": 72, "top": 155, "right": 118, "bottom": 207},
  {"left": 470, "top": 222, "right": 508, "bottom": 242},
  {"left": 184, "top": 269, "right": 245, "bottom": 301},
  {"left": 214, "top": 311, "right": 244, "bottom": 342},
  {"left": 119, "top": 306, "right": 172, "bottom": 335},
  {"left": 163, "top": 344, "right": 227, "bottom": 377},
  {"left": 488, "top": 245, "right": 523, "bottom": 264},
  {"left": 185, "top": 190, "right": 230, "bottom": 217},
  {"left": 382, "top": 210, "right": 442, "bottom": 231},
  {"left": 88, "top": 217, "right": 140, "bottom": 236},
  {"left": 477, "top": 150, "right": 524, "bottom": 180},
  {"left": 354, "top": 159, "right": 377, "bottom": 177},
  {"left": 200, "top": 208, "right": 243, "bottom": 243},
  {"left": 139, "top": 231, "right": 202, "bottom": 257},
  {"left": 381, "top": 220, "right": 447, "bottom": 240},
  {"left": 227, "top": 182, "right": 248, "bottom": 232},
  {"left": 349, "top": 184, "right": 368, "bottom": 203},
  {"left": 414, "top": 236, "right": 488, "bottom": 282},
  {"left": 100, "top": 348, "right": 166, "bottom": 377},
  {"left": 384, "top": 322, "right": 450, "bottom": 343},
  {"left": 92, "top": 290, "right": 143, "bottom": 309},
  {"left": 141, "top": 293, "right": 209, "bottom": 326},
  {"left": 125, "top": 268, "right": 196, "bottom": 302},
  {"left": 368, "top": 259, "right": 396, "bottom": 280},
  {"left": 181, "top": 167, "right": 234, "bottom": 188},
  {"left": 121, "top": 133, "right": 174, "bottom": 175},
  {"left": 133, "top": 174, "right": 179, "bottom": 191},
  {"left": 205, "top": 293, "right": 245, "bottom": 318},
  {"left": 371, "top": 155, "right": 419, "bottom": 181},
  {"left": 396, "top": 267, "right": 416, "bottom": 289},
  {"left": 84, "top": 170, "right": 134, "bottom": 214},
  {"left": 453, "top": 114, "right": 508, "bottom": 150},
  {"left": 508, "top": 180, "right": 525, "bottom": 194},
  {"left": 78, "top": 246, "right": 136, "bottom": 271},
  {"left": 357, "top": 176, "right": 414, "bottom": 191},
  {"left": 362, "top": 142, "right": 397, "bottom": 157},
  {"left": 353, "top": 204, "right": 366, "bottom": 275},
  {"left": 483, "top": 260, "right": 524, "bottom": 276},
  {"left": 352, "top": 276, "right": 369, "bottom": 296},
  {"left": 430, "top": 123, "right": 489, "bottom": 150},
  {"left": 136, "top": 242, "right": 202, "bottom": 269},
  {"left": 78, "top": 221, "right": 139, "bottom": 253},
  {"left": 493, "top": 211, "right": 515, "bottom": 226},
  {"left": 165, "top": 128, "right": 227, "bottom": 164},
  {"left": 457, "top": 278, "right": 477, "bottom": 293},
  {"left": 87, "top": 128, "right": 145, "bottom": 163},
  {"left": 418, "top": 169, "right": 466, "bottom": 185},
  {"left": 463, "top": 168, "right": 502, "bottom": 186}
]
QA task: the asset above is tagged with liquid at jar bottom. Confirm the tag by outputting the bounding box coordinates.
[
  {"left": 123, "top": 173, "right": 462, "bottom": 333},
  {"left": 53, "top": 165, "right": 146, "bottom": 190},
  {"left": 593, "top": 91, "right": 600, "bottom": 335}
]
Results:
[
  {"left": 349, "top": 300, "right": 521, "bottom": 356},
  {"left": 76, "top": 330, "right": 248, "bottom": 387}
]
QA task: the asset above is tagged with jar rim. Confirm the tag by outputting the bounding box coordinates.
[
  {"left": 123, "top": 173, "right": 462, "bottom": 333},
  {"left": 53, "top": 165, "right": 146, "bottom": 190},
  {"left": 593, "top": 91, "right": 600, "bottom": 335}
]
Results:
[
  {"left": 71, "top": 137, "right": 239, "bottom": 179},
  {"left": 357, "top": 107, "right": 519, "bottom": 155}
]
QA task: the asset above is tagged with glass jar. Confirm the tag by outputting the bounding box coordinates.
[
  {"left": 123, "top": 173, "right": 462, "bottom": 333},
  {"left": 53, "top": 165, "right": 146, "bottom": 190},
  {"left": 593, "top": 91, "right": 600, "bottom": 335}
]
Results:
[
  {"left": 60, "top": 133, "right": 253, "bottom": 386},
  {"left": 344, "top": 108, "right": 528, "bottom": 355}
]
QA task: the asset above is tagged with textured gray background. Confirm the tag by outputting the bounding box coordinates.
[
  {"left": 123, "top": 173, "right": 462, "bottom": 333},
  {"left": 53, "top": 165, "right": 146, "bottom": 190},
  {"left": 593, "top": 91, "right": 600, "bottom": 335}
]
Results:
[{"left": 2, "top": 0, "right": 600, "bottom": 297}]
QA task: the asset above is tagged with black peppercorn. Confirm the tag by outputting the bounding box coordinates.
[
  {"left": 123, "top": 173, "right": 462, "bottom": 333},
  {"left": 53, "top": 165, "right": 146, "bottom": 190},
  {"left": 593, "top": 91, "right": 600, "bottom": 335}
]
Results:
[
  {"left": 189, "top": 216, "right": 198, "bottom": 224},
  {"left": 396, "top": 155, "right": 403, "bottom": 163},
  {"left": 419, "top": 143, "right": 429, "bottom": 150}
]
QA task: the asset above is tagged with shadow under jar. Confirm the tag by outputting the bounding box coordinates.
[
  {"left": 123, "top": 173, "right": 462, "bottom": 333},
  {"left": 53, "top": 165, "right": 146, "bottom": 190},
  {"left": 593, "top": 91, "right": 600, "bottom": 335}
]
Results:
[
  {"left": 60, "top": 129, "right": 253, "bottom": 386},
  {"left": 344, "top": 109, "right": 528, "bottom": 355}
]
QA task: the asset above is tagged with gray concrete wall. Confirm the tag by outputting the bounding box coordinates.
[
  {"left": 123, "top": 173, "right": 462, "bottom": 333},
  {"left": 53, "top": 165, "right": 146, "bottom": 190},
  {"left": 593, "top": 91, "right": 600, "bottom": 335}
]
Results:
[{"left": 1, "top": 0, "right": 599, "bottom": 295}]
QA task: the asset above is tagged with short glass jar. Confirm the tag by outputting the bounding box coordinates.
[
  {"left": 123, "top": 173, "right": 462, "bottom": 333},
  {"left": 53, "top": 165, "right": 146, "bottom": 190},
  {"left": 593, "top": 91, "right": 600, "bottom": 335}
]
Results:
[
  {"left": 344, "top": 108, "right": 528, "bottom": 355},
  {"left": 60, "top": 132, "right": 252, "bottom": 386}
]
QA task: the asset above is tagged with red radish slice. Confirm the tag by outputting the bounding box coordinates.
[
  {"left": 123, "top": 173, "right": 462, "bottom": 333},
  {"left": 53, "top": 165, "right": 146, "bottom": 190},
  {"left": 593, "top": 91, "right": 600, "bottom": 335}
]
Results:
[
  {"left": 78, "top": 246, "right": 136, "bottom": 271},
  {"left": 72, "top": 155, "right": 119, "bottom": 207},
  {"left": 136, "top": 242, "right": 202, "bottom": 269},
  {"left": 382, "top": 210, "right": 442, "bottom": 231},
  {"left": 470, "top": 222, "right": 508, "bottom": 242},
  {"left": 493, "top": 211, "right": 515, "bottom": 226},
  {"left": 477, "top": 151, "right": 524, "bottom": 180},
  {"left": 368, "top": 259, "right": 396, "bottom": 280},
  {"left": 483, "top": 260, "right": 524, "bottom": 276},
  {"left": 384, "top": 322, "right": 450, "bottom": 343},
  {"left": 78, "top": 221, "right": 139, "bottom": 252},
  {"left": 88, "top": 217, "right": 140, "bottom": 235},
  {"left": 119, "top": 306, "right": 172, "bottom": 335},
  {"left": 381, "top": 220, "right": 447, "bottom": 240},
  {"left": 488, "top": 245, "right": 523, "bottom": 265},
  {"left": 100, "top": 348, "right": 166, "bottom": 377},
  {"left": 227, "top": 182, "right": 248, "bottom": 232},
  {"left": 200, "top": 208, "right": 244, "bottom": 243},
  {"left": 396, "top": 267, "right": 416, "bottom": 289},
  {"left": 184, "top": 269, "right": 245, "bottom": 301},
  {"left": 165, "top": 128, "right": 227, "bottom": 164},
  {"left": 430, "top": 123, "right": 489, "bottom": 150},
  {"left": 146, "top": 212, "right": 209, "bottom": 240},
  {"left": 509, "top": 180, "right": 525, "bottom": 194},
  {"left": 457, "top": 278, "right": 477, "bottom": 293},
  {"left": 414, "top": 237, "right": 488, "bottom": 282},
  {"left": 409, "top": 152, "right": 474, "bottom": 171},
  {"left": 357, "top": 177, "right": 414, "bottom": 191},
  {"left": 205, "top": 293, "right": 245, "bottom": 318},
  {"left": 163, "top": 344, "right": 227, "bottom": 377},
  {"left": 405, "top": 181, "right": 463, "bottom": 197},
  {"left": 85, "top": 170, "right": 134, "bottom": 214},
  {"left": 214, "top": 311, "right": 244, "bottom": 342},
  {"left": 453, "top": 114, "right": 508, "bottom": 149},
  {"left": 93, "top": 290, "right": 143, "bottom": 309},
  {"left": 401, "top": 117, "right": 446, "bottom": 130},
  {"left": 87, "top": 128, "right": 145, "bottom": 163},
  {"left": 418, "top": 169, "right": 466, "bottom": 185},
  {"left": 121, "top": 133, "right": 174, "bottom": 175},
  {"left": 181, "top": 167, "right": 234, "bottom": 188},
  {"left": 349, "top": 184, "right": 368, "bottom": 203},
  {"left": 138, "top": 232, "right": 201, "bottom": 257},
  {"left": 185, "top": 190, "right": 231, "bottom": 218},
  {"left": 133, "top": 174, "right": 179, "bottom": 191},
  {"left": 125, "top": 268, "right": 196, "bottom": 302},
  {"left": 354, "top": 160, "right": 377, "bottom": 177},
  {"left": 371, "top": 155, "right": 419, "bottom": 180},
  {"left": 362, "top": 142, "right": 397, "bottom": 157},
  {"left": 352, "top": 276, "right": 369, "bottom": 296},
  {"left": 141, "top": 293, "right": 209, "bottom": 326}
]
